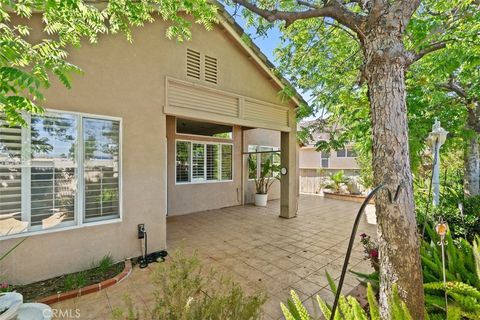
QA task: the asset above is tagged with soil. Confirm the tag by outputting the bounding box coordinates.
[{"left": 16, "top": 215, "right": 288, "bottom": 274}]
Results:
[{"left": 11, "top": 261, "right": 125, "bottom": 302}]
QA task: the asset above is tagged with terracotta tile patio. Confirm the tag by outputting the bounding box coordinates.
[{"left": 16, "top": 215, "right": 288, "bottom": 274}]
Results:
[{"left": 51, "top": 195, "right": 376, "bottom": 319}]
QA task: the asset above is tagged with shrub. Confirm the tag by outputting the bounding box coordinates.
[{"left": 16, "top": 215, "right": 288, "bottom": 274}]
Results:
[
  {"left": 281, "top": 281, "right": 413, "bottom": 320},
  {"left": 113, "top": 250, "right": 266, "bottom": 320},
  {"left": 421, "top": 226, "right": 480, "bottom": 289},
  {"left": 359, "top": 233, "right": 379, "bottom": 272},
  {"left": 326, "top": 170, "right": 349, "bottom": 193},
  {"left": 64, "top": 272, "right": 87, "bottom": 291},
  {"left": 96, "top": 254, "right": 114, "bottom": 274}
]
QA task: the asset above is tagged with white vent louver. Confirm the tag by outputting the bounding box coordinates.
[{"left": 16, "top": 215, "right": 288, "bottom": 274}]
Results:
[
  {"left": 204, "top": 55, "right": 218, "bottom": 84},
  {"left": 186, "top": 49, "right": 201, "bottom": 80}
]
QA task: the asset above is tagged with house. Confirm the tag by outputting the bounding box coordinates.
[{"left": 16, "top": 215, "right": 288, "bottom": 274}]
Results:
[
  {"left": 298, "top": 121, "right": 359, "bottom": 194},
  {"left": 0, "top": 8, "right": 303, "bottom": 284}
]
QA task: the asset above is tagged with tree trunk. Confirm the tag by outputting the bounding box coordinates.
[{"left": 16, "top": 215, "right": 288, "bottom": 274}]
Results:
[
  {"left": 363, "top": 27, "right": 424, "bottom": 319},
  {"left": 464, "top": 105, "right": 480, "bottom": 197}
]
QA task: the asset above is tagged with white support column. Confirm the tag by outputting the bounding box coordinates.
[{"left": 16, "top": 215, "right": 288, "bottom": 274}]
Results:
[{"left": 280, "top": 110, "right": 298, "bottom": 219}]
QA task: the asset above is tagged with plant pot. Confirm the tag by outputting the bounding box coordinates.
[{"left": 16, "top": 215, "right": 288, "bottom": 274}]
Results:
[{"left": 255, "top": 193, "right": 268, "bottom": 206}]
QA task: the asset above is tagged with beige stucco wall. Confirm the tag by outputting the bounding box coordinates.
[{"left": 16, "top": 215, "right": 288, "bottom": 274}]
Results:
[
  {"left": 0, "top": 14, "right": 294, "bottom": 284},
  {"left": 243, "top": 129, "right": 281, "bottom": 204},
  {"left": 166, "top": 116, "right": 243, "bottom": 215},
  {"left": 299, "top": 147, "right": 359, "bottom": 170}
]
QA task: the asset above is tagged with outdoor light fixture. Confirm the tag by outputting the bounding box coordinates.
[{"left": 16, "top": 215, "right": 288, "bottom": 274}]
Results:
[
  {"left": 427, "top": 119, "right": 448, "bottom": 206},
  {"left": 280, "top": 167, "right": 288, "bottom": 175}
]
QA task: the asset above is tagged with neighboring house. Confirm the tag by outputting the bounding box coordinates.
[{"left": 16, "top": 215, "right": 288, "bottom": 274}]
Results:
[
  {"left": 0, "top": 9, "right": 302, "bottom": 284},
  {"left": 298, "top": 121, "right": 360, "bottom": 193}
]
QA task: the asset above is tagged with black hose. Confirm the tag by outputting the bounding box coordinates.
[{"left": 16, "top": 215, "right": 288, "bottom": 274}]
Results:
[
  {"left": 330, "top": 183, "right": 403, "bottom": 320},
  {"left": 138, "top": 231, "right": 168, "bottom": 268}
]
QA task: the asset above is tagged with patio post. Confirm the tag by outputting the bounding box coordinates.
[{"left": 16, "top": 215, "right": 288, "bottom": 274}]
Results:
[{"left": 280, "top": 111, "right": 298, "bottom": 219}]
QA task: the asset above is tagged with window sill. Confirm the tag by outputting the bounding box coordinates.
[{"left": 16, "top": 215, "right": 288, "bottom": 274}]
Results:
[
  {"left": 0, "top": 218, "right": 122, "bottom": 241},
  {"left": 175, "top": 180, "right": 234, "bottom": 185}
]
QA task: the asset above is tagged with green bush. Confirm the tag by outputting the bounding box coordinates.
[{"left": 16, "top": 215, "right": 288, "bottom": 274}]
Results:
[
  {"left": 414, "top": 169, "right": 480, "bottom": 241},
  {"left": 64, "top": 272, "right": 87, "bottom": 291},
  {"left": 353, "top": 232, "right": 480, "bottom": 319},
  {"left": 113, "top": 250, "right": 266, "bottom": 320},
  {"left": 281, "top": 280, "right": 413, "bottom": 320},
  {"left": 96, "top": 254, "right": 114, "bottom": 274},
  {"left": 421, "top": 226, "right": 480, "bottom": 289}
]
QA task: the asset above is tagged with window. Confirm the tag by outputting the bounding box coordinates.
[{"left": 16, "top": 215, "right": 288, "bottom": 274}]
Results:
[
  {"left": 221, "top": 144, "right": 233, "bottom": 180},
  {"left": 321, "top": 151, "right": 330, "bottom": 168},
  {"left": 336, "top": 146, "right": 356, "bottom": 158},
  {"left": 247, "top": 145, "right": 280, "bottom": 179},
  {"left": 176, "top": 141, "right": 190, "bottom": 182},
  {"left": 176, "top": 118, "right": 232, "bottom": 139},
  {"left": 83, "top": 118, "right": 120, "bottom": 222},
  {"left": 0, "top": 111, "right": 121, "bottom": 237},
  {"left": 175, "top": 140, "right": 232, "bottom": 183}
]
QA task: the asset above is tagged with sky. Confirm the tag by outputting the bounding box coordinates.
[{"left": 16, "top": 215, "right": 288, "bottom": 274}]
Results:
[
  {"left": 225, "top": 6, "right": 318, "bottom": 121},
  {"left": 225, "top": 6, "right": 282, "bottom": 66}
]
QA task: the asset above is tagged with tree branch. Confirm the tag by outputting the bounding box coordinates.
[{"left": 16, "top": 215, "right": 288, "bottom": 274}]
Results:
[
  {"left": 297, "top": 0, "right": 319, "bottom": 9},
  {"left": 439, "top": 78, "right": 468, "bottom": 99},
  {"left": 230, "top": 0, "right": 365, "bottom": 35},
  {"left": 408, "top": 41, "right": 447, "bottom": 64}
]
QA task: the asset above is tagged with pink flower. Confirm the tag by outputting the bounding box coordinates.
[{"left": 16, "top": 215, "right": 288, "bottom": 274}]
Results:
[
  {"left": 370, "top": 249, "right": 378, "bottom": 258},
  {"left": 360, "top": 233, "right": 367, "bottom": 238},
  {"left": 1, "top": 282, "right": 8, "bottom": 289}
]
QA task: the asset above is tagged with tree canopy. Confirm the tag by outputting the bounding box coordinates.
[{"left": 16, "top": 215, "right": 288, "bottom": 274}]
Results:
[{"left": 0, "top": 0, "right": 217, "bottom": 125}]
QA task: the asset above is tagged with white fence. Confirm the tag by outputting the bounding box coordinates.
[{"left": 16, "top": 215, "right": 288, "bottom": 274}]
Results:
[{"left": 299, "top": 176, "right": 325, "bottom": 194}]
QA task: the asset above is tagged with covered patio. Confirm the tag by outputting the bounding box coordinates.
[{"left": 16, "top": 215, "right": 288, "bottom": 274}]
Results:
[{"left": 51, "top": 195, "right": 375, "bottom": 319}]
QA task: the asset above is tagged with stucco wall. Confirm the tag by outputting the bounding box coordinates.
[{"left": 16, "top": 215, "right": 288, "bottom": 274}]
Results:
[
  {"left": 166, "top": 117, "right": 243, "bottom": 215},
  {"left": 243, "top": 129, "right": 281, "bottom": 204},
  {"left": 0, "top": 15, "right": 293, "bottom": 284},
  {"left": 299, "top": 147, "right": 359, "bottom": 170}
]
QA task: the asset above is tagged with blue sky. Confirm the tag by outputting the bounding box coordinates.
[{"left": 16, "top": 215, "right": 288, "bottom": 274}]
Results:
[
  {"left": 226, "top": 7, "right": 318, "bottom": 121},
  {"left": 225, "top": 6, "right": 282, "bottom": 66}
]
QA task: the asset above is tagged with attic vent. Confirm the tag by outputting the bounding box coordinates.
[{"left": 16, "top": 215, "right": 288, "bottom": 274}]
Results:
[
  {"left": 186, "top": 49, "right": 201, "bottom": 80},
  {"left": 204, "top": 55, "right": 218, "bottom": 84}
]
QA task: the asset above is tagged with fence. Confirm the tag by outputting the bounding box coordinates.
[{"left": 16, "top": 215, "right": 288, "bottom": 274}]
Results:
[{"left": 299, "top": 176, "right": 325, "bottom": 194}]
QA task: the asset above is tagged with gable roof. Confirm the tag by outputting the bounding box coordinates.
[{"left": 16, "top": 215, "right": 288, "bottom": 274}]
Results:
[{"left": 214, "top": 4, "right": 307, "bottom": 109}]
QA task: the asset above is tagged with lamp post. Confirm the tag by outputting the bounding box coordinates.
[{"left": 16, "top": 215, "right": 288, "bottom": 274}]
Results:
[{"left": 427, "top": 119, "right": 448, "bottom": 206}]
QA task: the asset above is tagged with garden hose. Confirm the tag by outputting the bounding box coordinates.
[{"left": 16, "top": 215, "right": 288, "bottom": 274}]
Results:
[{"left": 138, "top": 230, "right": 168, "bottom": 268}]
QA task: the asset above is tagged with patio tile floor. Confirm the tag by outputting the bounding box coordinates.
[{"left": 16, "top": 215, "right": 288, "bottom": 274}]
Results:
[{"left": 51, "top": 195, "right": 376, "bottom": 319}]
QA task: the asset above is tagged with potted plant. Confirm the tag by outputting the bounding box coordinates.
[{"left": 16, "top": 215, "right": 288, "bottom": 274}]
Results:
[{"left": 248, "top": 155, "right": 280, "bottom": 206}]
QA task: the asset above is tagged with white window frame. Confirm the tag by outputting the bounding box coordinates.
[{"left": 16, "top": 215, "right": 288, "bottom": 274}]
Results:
[
  {"left": 321, "top": 151, "right": 330, "bottom": 168},
  {"left": 1, "top": 109, "right": 122, "bottom": 240},
  {"left": 175, "top": 139, "right": 233, "bottom": 185},
  {"left": 336, "top": 146, "right": 357, "bottom": 158},
  {"left": 247, "top": 145, "right": 280, "bottom": 180}
]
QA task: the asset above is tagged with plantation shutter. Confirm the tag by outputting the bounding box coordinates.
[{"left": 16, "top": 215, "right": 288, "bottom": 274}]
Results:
[
  {"left": 206, "top": 144, "right": 219, "bottom": 180},
  {"left": 84, "top": 118, "right": 120, "bottom": 221},
  {"left": 192, "top": 143, "right": 205, "bottom": 181},
  {"left": 221, "top": 144, "right": 232, "bottom": 180},
  {"left": 176, "top": 141, "right": 190, "bottom": 183},
  {"left": 30, "top": 114, "right": 77, "bottom": 227},
  {"left": 0, "top": 116, "right": 22, "bottom": 222}
]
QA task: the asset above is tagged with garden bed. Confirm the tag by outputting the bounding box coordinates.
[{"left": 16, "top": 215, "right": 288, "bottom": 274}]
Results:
[
  {"left": 11, "top": 258, "right": 126, "bottom": 302},
  {"left": 324, "top": 191, "right": 374, "bottom": 204}
]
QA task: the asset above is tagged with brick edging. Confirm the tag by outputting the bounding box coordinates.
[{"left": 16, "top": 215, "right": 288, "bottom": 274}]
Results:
[{"left": 38, "top": 259, "right": 132, "bottom": 305}]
